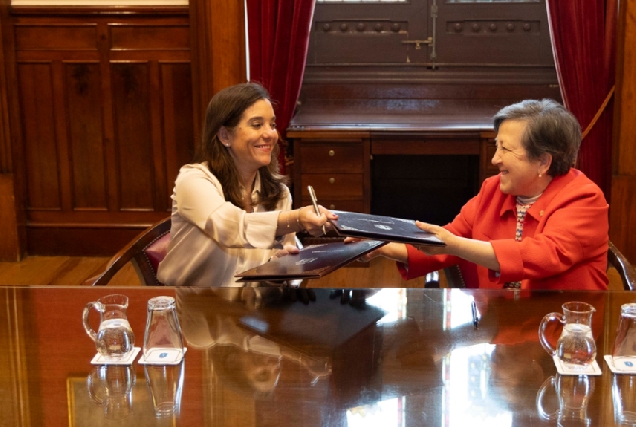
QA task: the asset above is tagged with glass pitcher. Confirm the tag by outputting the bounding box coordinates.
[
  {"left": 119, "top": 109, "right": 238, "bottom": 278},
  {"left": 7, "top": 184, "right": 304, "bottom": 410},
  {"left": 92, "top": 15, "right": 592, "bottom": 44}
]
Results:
[
  {"left": 87, "top": 365, "right": 135, "bottom": 420},
  {"left": 539, "top": 301, "right": 597, "bottom": 368},
  {"left": 83, "top": 294, "right": 135, "bottom": 360},
  {"left": 536, "top": 374, "right": 595, "bottom": 427}
]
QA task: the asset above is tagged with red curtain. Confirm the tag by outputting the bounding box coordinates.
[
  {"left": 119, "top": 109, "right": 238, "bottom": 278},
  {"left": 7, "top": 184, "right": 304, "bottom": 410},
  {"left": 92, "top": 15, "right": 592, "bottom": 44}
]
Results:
[
  {"left": 246, "top": 0, "right": 316, "bottom": 175},
  {"left": 546, "top": 0, "right": 617, "bottom": 197}
]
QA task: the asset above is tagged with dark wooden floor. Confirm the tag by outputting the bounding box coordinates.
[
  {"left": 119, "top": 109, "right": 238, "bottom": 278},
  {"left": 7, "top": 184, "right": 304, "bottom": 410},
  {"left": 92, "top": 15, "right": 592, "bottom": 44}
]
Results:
[
  {"left": 0, "top": 256, "right": 140, "bottom": 287},
  {"left": 0, "top": 256, "right": 428, "bottom": 288}
]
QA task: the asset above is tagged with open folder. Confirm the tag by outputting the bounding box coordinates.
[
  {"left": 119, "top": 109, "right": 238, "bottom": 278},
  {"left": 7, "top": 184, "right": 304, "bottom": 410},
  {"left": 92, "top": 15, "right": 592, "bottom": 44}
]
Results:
[
  {"left": 235, "top": 240, "right": 386, "bottom": 282},
  {"left": 329, "top": 210, "right": 445, "bottom": 246}
]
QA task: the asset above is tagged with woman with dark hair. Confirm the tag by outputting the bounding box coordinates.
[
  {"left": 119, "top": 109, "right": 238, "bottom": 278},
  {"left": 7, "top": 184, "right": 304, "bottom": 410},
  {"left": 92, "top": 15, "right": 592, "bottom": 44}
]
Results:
[
  {"left": 366, "top": 99, "right": 609, "bottom": 290},
  {"left": 157, "top": 82, "right": 335, "bottom": 287}
]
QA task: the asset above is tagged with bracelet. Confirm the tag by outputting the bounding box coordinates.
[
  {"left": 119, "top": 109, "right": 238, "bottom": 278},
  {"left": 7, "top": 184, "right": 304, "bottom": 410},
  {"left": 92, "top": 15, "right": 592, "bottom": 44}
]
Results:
[{"left": 286, "top": 211, "right": 302, "bottom": 230}]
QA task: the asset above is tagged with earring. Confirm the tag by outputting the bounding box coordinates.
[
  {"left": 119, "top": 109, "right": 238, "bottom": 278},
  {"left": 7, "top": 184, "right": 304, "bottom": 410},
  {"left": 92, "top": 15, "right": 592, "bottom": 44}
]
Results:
[{"left": 224, "top": 144, "right": 230, "bottom": 148}]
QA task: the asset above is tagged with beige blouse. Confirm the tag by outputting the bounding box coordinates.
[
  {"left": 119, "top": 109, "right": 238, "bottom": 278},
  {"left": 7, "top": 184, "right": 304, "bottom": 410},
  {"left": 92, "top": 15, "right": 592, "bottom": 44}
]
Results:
[{"left": 157, "top": 163, "right": 295, "bottom": 287}]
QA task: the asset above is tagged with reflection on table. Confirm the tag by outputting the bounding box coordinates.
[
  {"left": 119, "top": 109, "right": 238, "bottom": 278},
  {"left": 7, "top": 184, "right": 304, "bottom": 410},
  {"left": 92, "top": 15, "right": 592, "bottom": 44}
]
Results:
[{"left": 1, "top": 286, "right": 635, "bottom": 426}]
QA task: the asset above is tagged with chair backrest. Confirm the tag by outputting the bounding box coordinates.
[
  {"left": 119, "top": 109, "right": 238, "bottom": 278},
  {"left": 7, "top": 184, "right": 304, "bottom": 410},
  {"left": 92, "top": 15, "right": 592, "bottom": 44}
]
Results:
[
  {"left": 91, "top": 217, "right": 171, "bottom": 286},
  {"left": 427, "top": 240, "right": 636, "bottom": 290},
  {"left": 608, "top": 241, "right": 636, "bottom": 291}
]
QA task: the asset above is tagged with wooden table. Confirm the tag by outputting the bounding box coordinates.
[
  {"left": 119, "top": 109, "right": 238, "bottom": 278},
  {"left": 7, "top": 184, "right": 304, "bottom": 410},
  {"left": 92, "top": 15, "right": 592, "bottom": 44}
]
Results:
[{"left": 1, "top": 286, "right": 635, "bottom": 426}]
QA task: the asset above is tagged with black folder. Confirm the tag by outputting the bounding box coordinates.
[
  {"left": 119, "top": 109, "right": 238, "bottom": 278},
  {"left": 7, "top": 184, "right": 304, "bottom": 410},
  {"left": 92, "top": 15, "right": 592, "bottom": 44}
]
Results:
[
  {"left": 237, "top": 289, "right": 385, "bottom": 358},
  {"left": 235, "top": 240, "right": 387, "bottom": 281},
  {"left": 329, "top": 210, "right": 445, "bottom": 246}
]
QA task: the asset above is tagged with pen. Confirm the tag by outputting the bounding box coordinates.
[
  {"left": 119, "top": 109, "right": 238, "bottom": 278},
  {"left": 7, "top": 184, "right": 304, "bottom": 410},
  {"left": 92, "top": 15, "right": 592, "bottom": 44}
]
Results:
[
  {"left": 471, "top": 300, "right": 479, "bottom": 329},
  {"left": 307, "top": 185, "right": 327, "bottom": 235}
]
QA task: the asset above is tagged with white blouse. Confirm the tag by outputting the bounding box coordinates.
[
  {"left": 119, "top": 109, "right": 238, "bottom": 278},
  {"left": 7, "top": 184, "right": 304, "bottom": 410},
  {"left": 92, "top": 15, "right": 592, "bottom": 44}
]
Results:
[{"left": 157, "top": 163, "right": 295, "bottom": 287}]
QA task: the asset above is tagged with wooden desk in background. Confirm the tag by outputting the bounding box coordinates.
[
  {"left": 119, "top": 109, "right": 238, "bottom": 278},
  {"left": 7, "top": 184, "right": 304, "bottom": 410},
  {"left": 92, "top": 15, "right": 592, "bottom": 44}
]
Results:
[
  {"left": 287, "top": 106, "right": 499, "bottom": 225},
  {"left": 1, "top": 285, "right": 634, "bottom": 426}
]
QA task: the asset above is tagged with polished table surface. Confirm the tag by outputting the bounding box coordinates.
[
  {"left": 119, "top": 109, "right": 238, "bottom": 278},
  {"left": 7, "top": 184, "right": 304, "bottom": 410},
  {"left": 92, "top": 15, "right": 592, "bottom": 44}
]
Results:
[{"left": 1, "top": 285, "right": 635, "bottom": 427}]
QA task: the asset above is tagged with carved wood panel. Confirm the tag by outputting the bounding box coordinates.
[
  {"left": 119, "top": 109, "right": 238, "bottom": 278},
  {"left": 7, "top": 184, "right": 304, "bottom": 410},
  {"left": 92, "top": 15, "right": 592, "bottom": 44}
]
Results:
[
  {"left": 66, "top": 62, "right": 108, "bottom": 210},
  {"left": 12, "top": 9, "right": 193, "bottom": 255}
]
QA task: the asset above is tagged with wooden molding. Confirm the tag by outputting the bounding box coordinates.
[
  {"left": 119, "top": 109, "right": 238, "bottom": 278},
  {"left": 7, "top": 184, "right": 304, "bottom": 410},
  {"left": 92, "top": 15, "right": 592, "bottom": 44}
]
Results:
[
  {"left": 610, "top": 0, "right": 636, "bottom": 263},
  {"left": 12, "top": 0, "right": 187, "bottom": 5},
  {"left": 10, "top": 5, "right": 189, "bottom": 14},
  {"left": 0, "top": 174, "right": 24, "bottom": 261},
  {"left": 189, "top": 0, "right": 246, "bottom": 146},
  {"left": 0, "top": 0, "right": 12, "bottom": 172}
]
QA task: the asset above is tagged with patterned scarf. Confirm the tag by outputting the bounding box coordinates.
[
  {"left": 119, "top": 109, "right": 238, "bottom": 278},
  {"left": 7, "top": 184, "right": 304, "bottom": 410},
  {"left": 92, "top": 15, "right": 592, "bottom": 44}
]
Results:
[{"left": 504, "top": 193, "right": 541, "bottom": 289}]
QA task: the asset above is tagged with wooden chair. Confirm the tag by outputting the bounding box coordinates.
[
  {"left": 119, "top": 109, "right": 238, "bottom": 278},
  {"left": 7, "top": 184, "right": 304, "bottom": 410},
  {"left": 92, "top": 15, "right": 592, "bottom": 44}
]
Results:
[
  {"left": 608, "top": 241, "right": 636, "bottom": 291},
  {"left": 425, "top": 240, "right": 636, "bottom": 291},
  {"left": 90, "top": 217, "right": 171, "bottom": 286}
]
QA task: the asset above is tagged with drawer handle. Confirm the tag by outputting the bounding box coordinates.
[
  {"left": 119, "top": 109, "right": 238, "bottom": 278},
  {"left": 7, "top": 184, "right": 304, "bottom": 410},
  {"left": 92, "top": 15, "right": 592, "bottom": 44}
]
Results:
[
  {"left": 329, "top": 204, "right": 335, "bottom": 209},
  {"left": 329, "top": 177, "right": 335, "bottom": 184},
  {"left": 328, "top": 150, "right": 335, "bottom": 156}
]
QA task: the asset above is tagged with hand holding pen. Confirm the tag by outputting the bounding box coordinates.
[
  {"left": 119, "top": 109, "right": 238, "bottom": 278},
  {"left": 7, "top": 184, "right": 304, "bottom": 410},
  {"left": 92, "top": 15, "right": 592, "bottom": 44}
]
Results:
[{"left": 308, "top": 186, "right": 327, "bottom": 235}]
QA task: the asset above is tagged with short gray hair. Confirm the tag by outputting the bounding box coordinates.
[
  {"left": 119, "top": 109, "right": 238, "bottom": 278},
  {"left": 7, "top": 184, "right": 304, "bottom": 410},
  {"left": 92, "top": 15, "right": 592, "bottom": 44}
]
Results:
[{"left": 493, "top": 99, "right": 581, "bottom": 176}]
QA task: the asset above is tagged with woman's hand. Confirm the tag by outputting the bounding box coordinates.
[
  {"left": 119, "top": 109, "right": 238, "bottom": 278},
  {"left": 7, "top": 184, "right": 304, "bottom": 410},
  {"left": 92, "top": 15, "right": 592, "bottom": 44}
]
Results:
[
  {"left": 344, "top": 237, "right": 408, "bottom": 263},
  {"left": 413, "top": 221, "right": 456, "bottom": 255},
  {"left": 298, "top": 205, "right": 338, "bottom": 237},
  {"left": 414, "top": 221, "right": 500, "bottom": 271},
  {"left": 271, "top": 244, "right": 300, "bottom": 259}
]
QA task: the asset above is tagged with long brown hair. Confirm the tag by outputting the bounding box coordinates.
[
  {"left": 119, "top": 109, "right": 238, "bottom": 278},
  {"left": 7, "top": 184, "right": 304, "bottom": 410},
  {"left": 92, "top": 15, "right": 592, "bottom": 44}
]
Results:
[{"left": 195, "top": 83, "right": 287, "bottom": 210}]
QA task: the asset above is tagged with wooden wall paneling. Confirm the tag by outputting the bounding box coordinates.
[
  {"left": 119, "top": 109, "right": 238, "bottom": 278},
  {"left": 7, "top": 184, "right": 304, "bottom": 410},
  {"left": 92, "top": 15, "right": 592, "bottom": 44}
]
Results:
[
  {"left": 9, "top": 10, "right": 192, "bottom": 255},
  {"left": 97, "top": 20, "right": 118, "bottom": 214},
  {"left": 52, "top": 59, "right": 72, "bottom": 212},
  {"left": 17, "top": 61, "right": 62, "bottom": 210},
  {"left": 111, "top": 61, "right": 155, "bottom": 211},
  {"left": 0, "top": 0, "right": 26, "bottom": 260},
  {"left": 14, "top": 23, "right": 97, "bottom": 50},
  {"left": 0, "top": 3, "right": 12, "bottom": 174},
  {"left": 609, "top": 176, "right": 636, "bottom": 260},
  {"left": 149, "top": 59, "right": 168, "bottom": 212},
  {"left": 479, "top": 130, "right": 497, "bottom": 183},
  {"left": 64, "top": 61, "right": 108, "bottom": 210},
  {"left": 189, "top": 0, "right": 246, "bottom": 146},
  {"left": 160, "top": 61, "right": 193, "bottom": 201},
  {"left": 363, "top": 137, "right": 371, "bottom": 213},
  {"left": 110, "top": 23, "right": 189, "bottom": 51},
  {"left": 0, "top": 175, "right": 20, "bottom": 260},
  {"left": 611, "top": 0, "right": 636, "bottom": 263},
  {"left": 299, "top": 82, "right": 562, "bottom": 102}
]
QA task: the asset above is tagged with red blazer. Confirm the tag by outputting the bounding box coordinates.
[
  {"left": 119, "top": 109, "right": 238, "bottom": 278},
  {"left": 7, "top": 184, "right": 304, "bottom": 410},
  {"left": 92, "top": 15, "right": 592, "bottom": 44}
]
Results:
[{"left": 398, "top": 169, "right": 609, "bottom": 290}]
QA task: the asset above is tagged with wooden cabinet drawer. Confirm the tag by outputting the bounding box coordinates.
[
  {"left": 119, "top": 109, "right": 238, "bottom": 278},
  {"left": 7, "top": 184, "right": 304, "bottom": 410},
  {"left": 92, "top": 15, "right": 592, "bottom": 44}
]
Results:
[
  {"left": 300, "top": 174, "right": 363, "bottom": 198},
  {"left": 301, "top": 198, "right": 364, "bottom": 212},
  {"left": 298, "top": 144, "right": 364, "bottom": 173}
]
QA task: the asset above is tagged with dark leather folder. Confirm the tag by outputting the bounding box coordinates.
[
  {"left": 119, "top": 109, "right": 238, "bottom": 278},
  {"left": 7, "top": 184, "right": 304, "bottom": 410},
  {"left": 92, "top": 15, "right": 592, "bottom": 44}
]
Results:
[
  {"left": 237, "top": 289, "right": 385, "bottom": 358},
  {"left": 235, "top": 240, "right": 386, "bottom": 281},
  {"left": 329, "top": 210, "right": 445, "bottom": 246}
]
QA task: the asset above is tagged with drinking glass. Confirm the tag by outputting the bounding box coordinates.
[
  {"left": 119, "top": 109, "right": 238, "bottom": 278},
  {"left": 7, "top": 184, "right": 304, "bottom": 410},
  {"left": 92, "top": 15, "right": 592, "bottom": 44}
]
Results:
[
  {"left": 613, "top": 375, "right": 636, "bottom": 426},
  {"left": 612, "top": 303, "right": 636, "bottom": 370},
  {"left": 144, "top": 360, "right": 185, "bottom": 417},
  {"left": 143, "top": 296, "right": 185, "bottom": 363}
]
